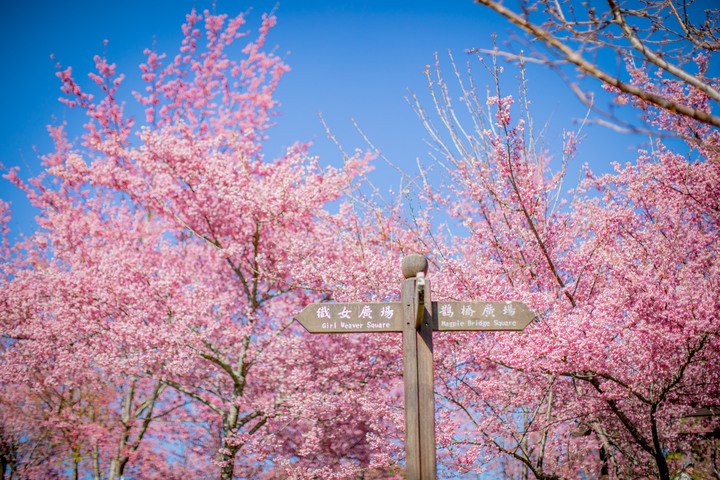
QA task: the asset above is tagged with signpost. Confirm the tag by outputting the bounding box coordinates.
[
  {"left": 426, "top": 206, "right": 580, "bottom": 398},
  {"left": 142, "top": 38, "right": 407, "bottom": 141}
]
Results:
[{"left": 293, "top": 254, "right": 536, "bottom": 480}]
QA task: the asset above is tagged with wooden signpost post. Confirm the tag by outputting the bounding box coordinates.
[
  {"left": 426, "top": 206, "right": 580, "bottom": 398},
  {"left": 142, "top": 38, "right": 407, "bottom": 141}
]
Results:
[{"left": 294, "top": 254, "right": 536, "bottom": 480}]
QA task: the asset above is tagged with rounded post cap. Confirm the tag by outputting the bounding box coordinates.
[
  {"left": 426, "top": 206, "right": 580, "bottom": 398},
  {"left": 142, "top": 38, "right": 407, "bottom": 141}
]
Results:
[{"left": 402, "top": 254, "right": 429, "bottom": 279}]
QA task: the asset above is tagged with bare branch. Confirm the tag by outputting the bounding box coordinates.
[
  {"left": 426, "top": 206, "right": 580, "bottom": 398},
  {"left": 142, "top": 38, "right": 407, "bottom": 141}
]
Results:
[{"left": 474, "top": 0, "right": 720, "bottom": 129}]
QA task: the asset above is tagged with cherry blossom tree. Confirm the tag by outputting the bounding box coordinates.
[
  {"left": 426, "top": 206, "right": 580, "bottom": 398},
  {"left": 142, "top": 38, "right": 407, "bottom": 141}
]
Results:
[
  {"left": 1, "top": 126, "right": 209, "bottom": 479},
  {"left": 1, "top": 9, "right": 406, "bottom": 480},
  {"left": 406, "top": 46, "right": 719, "bottom": 479}
]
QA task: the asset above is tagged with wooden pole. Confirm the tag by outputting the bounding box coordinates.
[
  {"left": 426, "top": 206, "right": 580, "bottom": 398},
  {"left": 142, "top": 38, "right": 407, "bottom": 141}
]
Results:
[
  {"left": 417, "top": 277, "right": 436, "bottom": 479},
  {"left": 401, "top": 255, "right": 436, "bottom": 480},
  {"left": 402, "top": 277, "right": 421, "bottom": 479}
]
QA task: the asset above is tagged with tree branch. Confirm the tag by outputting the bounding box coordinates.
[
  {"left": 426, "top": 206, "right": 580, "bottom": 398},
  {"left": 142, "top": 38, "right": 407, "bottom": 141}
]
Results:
[{"left": 475, "top": 0, "right": 720, "bottom": 128}]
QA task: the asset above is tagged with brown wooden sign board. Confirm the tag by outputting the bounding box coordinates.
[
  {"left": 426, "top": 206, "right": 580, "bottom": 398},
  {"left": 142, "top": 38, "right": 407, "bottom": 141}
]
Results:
[
  {"left": 292, "top": 255, "right": 537, "bottom": 480},
  {"left": 294, "top": 301, "right": 534, "bottom": 334},
  {"left": 434, "top": 301, "right": 535, "bottom": 331},
  {"left": 294, "top": 302, "right": 403, "bottom": 333}
]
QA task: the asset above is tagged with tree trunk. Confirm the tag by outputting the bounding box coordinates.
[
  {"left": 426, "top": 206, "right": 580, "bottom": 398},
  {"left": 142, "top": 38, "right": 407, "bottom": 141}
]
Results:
[
  {"left": 654, "top": 452, "right": 670, "bottom": 480},
  {"left": 650, "top": 408, "right": 670, "bottom": 480},
  {"left": 92, "top": 442, "right": 101, "bottom": 480},
  {"left": 219, "top": 450, "right": 235, "bottom": 480},
  {"left": 110, "top": 457, "right": 128, "bottom": 480}
]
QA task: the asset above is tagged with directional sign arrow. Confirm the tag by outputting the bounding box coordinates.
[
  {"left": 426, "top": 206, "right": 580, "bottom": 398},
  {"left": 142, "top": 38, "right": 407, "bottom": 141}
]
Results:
[
  {"left": 294, "top": 302, "right": 403, "bottom": 333},
  {"left": 434, "top": 301, "right": 535, "bottom": 331}
]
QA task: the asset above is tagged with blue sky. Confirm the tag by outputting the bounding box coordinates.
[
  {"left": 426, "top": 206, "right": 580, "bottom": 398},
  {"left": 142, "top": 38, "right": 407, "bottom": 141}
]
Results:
[{"left": 1, "top": 0, "right": 638, "bottom": 237}]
